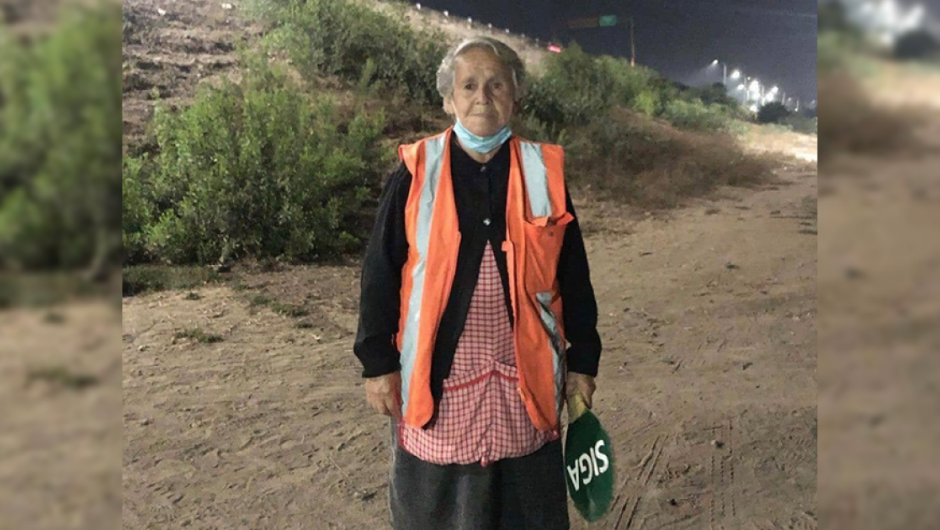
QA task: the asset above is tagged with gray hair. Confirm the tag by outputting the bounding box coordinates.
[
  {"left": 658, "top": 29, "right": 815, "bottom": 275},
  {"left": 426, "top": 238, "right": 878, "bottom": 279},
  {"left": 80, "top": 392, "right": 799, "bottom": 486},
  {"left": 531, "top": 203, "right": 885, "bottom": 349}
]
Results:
[{"left": 436, "top": 37, "right": 526, "bottom": 101}]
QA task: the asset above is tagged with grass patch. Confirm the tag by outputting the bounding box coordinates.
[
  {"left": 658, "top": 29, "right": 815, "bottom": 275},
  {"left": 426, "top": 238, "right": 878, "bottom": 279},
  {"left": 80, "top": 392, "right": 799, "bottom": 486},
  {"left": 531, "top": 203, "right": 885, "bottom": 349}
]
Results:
[
  {"left": 26, "top": 366, "right": 99, "bottom": 390},
  {"left": 0, "top": 273, "right": 105, "bottom": 309},
  {"left": 246, "top": 292, "right": 309, "bottom": 317},
  {"left": 249, "top": 294, "right": 272, "bottom": 307},
  {"left": 271, "top": 302, "right": 310, "bottom": 318},
  {"left": 174, "top": 327, "right": 224, "bottom": 343},
  {"left": 800, "top": 195, "right": 818, "bottom": 220},
  {"left": 122, "top": 265, "right": 222, "bottom": 296},
  {"left": 43, "top": 311, "right": 66, "bottom": 324},
  {"left": 184, "top": 291, "right": 202, "bottom": 300}
]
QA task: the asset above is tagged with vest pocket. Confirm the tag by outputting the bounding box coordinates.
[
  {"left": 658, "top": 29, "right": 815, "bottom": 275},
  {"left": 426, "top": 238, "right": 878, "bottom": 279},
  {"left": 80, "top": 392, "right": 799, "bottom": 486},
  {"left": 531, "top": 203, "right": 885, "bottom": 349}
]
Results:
[{"left": 522, "top": 211, "right": 574, "bottom": 293}]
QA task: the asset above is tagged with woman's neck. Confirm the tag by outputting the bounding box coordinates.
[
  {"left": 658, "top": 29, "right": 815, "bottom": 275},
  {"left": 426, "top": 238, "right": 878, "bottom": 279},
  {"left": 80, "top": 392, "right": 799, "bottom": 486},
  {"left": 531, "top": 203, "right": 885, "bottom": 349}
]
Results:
[{"left": 456, "top": 136, "right": 500, "bottom": 164}]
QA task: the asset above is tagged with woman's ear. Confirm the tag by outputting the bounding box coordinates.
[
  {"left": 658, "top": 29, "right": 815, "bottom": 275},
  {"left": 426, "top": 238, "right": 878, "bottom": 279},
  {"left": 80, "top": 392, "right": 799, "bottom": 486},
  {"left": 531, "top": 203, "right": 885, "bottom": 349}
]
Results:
[{"left": 443, "top": 96, "right": 455, "bottom": 116}]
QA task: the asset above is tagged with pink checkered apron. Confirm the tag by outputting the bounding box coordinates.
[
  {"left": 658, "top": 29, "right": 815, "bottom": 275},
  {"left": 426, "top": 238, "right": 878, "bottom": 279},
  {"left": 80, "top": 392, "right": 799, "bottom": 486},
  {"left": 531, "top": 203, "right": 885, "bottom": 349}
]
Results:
[{"left": 398, "top": 242, "right": 559, "bottom": 467}]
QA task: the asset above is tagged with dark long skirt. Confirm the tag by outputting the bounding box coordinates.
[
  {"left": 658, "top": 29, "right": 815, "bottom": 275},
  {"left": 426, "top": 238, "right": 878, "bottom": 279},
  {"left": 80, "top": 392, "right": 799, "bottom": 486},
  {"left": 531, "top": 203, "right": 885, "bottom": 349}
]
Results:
[{"left": 387, "top": 418, "right": 570, "bottom": 530}]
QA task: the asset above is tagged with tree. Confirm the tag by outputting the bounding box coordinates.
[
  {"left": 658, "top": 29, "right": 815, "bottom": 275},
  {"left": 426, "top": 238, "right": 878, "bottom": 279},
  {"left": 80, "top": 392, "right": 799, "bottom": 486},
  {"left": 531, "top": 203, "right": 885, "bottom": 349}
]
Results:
[
  {"left": 894, "top": 30, "right": 940, "bottom": 60},
  {"left": 699, "top": 83, "right": 737, "bottom": 107},
  {"left": 757, "top": 102, "right": 791, "bottom": 124}
]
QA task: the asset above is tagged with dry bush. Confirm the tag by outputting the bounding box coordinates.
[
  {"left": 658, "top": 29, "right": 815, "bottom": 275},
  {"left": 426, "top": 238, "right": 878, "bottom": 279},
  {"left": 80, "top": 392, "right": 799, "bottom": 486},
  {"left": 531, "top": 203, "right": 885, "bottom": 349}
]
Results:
[
  {"left": 563, "top": 109, "right": 773, "bottom": 209},
  {"left": 818, "top": 73, "right": 921, "bottom": 162}
]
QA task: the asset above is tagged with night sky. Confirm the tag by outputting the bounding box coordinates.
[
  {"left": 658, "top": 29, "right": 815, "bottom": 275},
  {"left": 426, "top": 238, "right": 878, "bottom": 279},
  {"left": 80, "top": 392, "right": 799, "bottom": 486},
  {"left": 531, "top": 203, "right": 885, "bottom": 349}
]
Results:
[{"left": 414, "top": 0, "right": 819, "bottom": 103}]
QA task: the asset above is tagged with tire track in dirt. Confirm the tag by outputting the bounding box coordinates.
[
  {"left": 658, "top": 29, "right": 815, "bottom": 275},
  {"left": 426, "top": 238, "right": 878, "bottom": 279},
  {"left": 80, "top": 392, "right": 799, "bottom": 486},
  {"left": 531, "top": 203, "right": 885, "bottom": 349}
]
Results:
[
  {"left": 705, "top": 417, "right": 738, "bottom": 530},
  {"left": 610, "top": 431, "right": 670, "bottom": 530}
]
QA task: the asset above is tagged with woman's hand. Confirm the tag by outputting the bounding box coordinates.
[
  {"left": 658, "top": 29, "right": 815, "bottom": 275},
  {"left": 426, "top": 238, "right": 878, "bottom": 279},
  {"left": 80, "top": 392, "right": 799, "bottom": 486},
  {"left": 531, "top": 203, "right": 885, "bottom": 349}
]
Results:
[
  {"left": 365, "top": 371, "right": 403, "bottom": 420},
  {"left": 566, "top": 372, "right": 597, "bottom": 409}
]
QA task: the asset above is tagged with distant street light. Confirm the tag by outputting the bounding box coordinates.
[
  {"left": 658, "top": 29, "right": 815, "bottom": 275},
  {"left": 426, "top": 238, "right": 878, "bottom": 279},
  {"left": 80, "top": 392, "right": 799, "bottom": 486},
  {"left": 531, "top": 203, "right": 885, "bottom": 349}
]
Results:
[
  {"left": 708, "top": 59, "right": 729, "bottom": 85},
  {"left": 730, "top": 70, "right": 741, "bottom": 80}
]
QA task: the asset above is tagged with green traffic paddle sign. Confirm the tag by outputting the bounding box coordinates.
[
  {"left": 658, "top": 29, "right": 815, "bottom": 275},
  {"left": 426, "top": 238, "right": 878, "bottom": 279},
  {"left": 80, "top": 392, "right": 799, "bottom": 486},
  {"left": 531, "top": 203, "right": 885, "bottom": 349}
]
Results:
[{"left": 564, "top": 395, "right": 615, "bottom": 522}]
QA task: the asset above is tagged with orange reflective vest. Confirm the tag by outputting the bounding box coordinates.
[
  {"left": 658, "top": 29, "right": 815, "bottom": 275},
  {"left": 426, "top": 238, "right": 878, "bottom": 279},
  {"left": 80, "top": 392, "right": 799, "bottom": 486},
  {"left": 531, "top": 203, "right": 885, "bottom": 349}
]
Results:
[{"left": 396, "top": 127, "right": 574, "bottom": 433}]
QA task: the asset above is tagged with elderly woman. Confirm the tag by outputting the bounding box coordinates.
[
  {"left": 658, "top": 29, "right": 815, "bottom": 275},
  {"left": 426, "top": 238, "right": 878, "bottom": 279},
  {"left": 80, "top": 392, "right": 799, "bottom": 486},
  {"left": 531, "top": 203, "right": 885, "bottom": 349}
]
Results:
[{"left": 353, "top": 36, "right": 602, "bottom": 530}]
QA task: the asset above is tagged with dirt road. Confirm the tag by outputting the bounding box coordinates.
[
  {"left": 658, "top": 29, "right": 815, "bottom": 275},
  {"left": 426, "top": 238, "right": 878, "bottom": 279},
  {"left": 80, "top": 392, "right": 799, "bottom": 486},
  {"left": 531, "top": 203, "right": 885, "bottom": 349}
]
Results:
[
  {"left": 817, "top": 66, "right": 940, "bottom": 530},
  {"left": 120, "top": 151, "right": 817, "bottom": 529}
]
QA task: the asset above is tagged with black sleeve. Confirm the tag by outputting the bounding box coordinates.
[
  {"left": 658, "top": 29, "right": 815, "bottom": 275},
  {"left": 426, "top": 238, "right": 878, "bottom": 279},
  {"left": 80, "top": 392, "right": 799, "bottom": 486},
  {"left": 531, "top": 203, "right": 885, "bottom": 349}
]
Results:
[
  {"left": 353, "top": 162, "right": 412, "bottom": 378},
  {"left": 557, "top": 184, "right": 603, "bottom": 377}
]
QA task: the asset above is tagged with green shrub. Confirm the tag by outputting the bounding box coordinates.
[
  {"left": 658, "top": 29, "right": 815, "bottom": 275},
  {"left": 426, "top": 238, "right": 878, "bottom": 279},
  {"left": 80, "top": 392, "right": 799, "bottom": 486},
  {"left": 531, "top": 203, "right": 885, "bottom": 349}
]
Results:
[
  {"left": 521, "top": 44, "right": 615, "bottom": 132},
  {"left": 174, "top": 328, "right": 224, "bottom": 344},
  {"left": 632, "top": 89, "right": 662, "bottom": 116},
  {"left": 252, "top": 0, "right": 448, "bottom": 106},
  {"left": 661, "top": 99, "right": 732, "bottom": 132},
  {"left": 122, "top": 156, "right": 154, "bottom": 265},
  {"left": 0, "top": 3, "right": 122, "bottom": 272},
  {"left": 124, "top": 54, "right": 390, "bottom": 266},
  {"left": 781, "top": 115, "right": 818, "bottom": 135},
  {"left": 597, "top": 57, "right": 659, "bottom": 108}
]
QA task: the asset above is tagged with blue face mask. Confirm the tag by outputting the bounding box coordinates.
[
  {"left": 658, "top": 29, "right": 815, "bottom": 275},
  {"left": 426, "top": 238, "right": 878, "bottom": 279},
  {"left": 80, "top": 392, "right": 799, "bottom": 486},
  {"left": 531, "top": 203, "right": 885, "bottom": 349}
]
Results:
[{"left": 453, "top": 117, "right": 512, "bottom": 154}]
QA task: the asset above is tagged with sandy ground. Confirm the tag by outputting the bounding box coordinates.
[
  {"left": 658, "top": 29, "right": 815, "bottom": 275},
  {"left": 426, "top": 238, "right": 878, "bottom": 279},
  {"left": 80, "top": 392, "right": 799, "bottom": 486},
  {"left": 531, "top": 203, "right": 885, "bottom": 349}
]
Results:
[{"left": 0, "top": 302, "right": 122, "bottom": 530}]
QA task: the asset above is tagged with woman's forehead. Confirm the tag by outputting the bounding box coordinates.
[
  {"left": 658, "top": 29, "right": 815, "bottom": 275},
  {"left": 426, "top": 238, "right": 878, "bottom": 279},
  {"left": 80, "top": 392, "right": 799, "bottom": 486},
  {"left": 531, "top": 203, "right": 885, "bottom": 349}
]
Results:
[{"left": 455, "top": 49, "right": 511, "bottom": 77}]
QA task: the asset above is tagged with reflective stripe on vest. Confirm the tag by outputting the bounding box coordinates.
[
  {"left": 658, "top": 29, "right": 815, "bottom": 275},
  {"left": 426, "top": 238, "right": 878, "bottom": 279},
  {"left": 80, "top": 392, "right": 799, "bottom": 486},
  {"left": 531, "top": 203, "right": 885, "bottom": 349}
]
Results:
[
  {"left": 519, "top": 141, "right": 553, "bottom": 218},
  {"left": 398, "top": 133, "right": 446, "bottom": 415}
]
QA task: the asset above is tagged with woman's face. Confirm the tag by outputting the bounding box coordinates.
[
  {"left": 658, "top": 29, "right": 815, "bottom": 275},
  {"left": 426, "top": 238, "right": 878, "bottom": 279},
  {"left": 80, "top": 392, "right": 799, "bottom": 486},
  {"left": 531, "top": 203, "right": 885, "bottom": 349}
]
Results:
[{"left": 445, "top": 48, "right": 515, "bottom": 137}]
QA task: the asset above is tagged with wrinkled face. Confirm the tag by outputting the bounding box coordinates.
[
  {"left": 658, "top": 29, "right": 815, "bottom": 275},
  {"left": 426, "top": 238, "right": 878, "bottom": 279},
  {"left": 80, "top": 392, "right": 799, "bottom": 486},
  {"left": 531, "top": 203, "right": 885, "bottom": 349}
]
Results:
[{"left": 444, "top": 47, "right": 515, "bottom": 137}]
